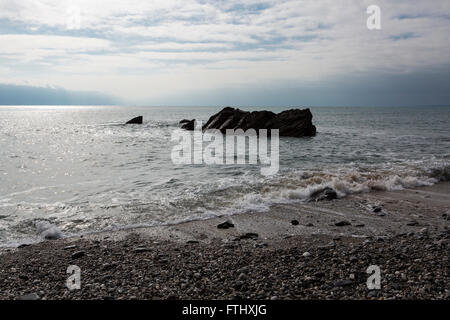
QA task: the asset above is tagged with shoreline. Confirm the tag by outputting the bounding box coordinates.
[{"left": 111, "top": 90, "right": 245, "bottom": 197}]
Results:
[{"left": 0, "top": 182, "right": 449, "bottom": 299}]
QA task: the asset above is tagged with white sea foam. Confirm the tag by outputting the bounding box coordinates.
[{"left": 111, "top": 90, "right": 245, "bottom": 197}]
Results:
[
  {"left": 204, "top": 161, "right": 450, "bottom": 216},
  {"left": 34, "top": 221, "right": 63, "bottom": 240}
]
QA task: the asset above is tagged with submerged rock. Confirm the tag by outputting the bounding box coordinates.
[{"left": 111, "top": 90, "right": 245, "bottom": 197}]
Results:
[
  {"left": 180, "top": 119, "right": 195, "bottom": 131},
  {"left": 125, "top": 116, "right": 143, "bottom": 124},
  {"left": 310, "top": 187, "right": 338, "bottom": 202},
  {"left": 181, "top": 107, "right": 316, "bottom": 137}
]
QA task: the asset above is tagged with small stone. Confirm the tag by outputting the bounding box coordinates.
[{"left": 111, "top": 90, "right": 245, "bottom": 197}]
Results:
[
  {"left": 71, "top": 251, "right": 85, "bottom": 259},
  {"left": 239, "top": 233, "right": 259, "bottom": 240},
  {"left": 391, "top": 283, "right": 401, "bottom": 290},
  {"left": 303, "top": 252, "right": 311, "bottom": 257},
  {"left": 306, "top": 223, "right": 314, "bottom": 227},
  {"left": 314, "top": 272, "right": 325, "bottom": 278},
  {"left": 291, "top": 220, "right": 300, "bottom": 226},
  {"left": 64, "top": 245, "right": 77, "bottom": 250},
  {"left": 217, "top": 220, "right": 234, "bottom": 229},
  {"left": 407, "top": 221, "right": 419, "bottom": 226},
  {"left": 17, "top": 293, "right": 39, "bottom": 300},
  {"left": 333, "top": 279, "right": 354, "bottom": 287},
  {"left": 335, "top": 221, "right": 351, "bottom": 227},
  {"left": 372, "top": 207, "right": 382, "bottom": 213},
  {"left": 238, "top": 273, "right": 248, "bottom": 280},
  {"left": 367, "top": 290, "right": 381, "bottom": 298},
  {"left": 132, "top": 247, "right": 150, "bottom": 253}
]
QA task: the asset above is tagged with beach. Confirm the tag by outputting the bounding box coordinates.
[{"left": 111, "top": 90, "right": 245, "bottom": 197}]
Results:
[{"left": 1, "top": 182, "right": 448, "bottom": 300}]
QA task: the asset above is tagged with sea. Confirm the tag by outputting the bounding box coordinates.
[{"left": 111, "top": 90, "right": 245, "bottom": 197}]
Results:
[{"left": 1, "top": 105, "right": 449, "bottom": 247}]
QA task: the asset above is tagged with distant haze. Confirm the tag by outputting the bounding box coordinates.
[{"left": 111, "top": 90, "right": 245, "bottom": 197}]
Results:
[{"left": 1, "top": 0, "right": 449, "bottom": 106}]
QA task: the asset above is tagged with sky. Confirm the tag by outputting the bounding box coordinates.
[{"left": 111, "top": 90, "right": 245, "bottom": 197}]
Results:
[{"left": 0, "top": 0, "right": 450, "bottom": 106}]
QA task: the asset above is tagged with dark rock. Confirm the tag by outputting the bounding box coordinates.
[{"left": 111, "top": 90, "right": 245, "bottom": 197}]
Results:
[
  {"left": 407, "top": 221, "right": 419, "bottom": 226},
  {"left": 239, "top": 233, "right": 259, "bottom": 240},
  {"left": 186, "top": 240, "right": 199, "bottom": 244},
  {"left": 201, "top": 107, "right": 316, "bottom": 137},
  {"left": 17, "top": 293, "right": 39, "bottom": 300},
  {"left": 314, "top": 272, "right": 325, "bottom": 278},
  {"left": 335, "top": 221, "right": 351, "bottom": 227},
  {"left": 217, "top": 220, "right": 234, "bottom": 229},
  {"left": 306, "top": 223, "right": 314, "bottom": 227},
  {"left": 372, "top": 207, "right": 382, "bottom": 213},
  {"left": 391, "top": 283, "right": 402, "bottom": 290},
  {"left": 102, "top": 263, "right": 117, "bottom": 271},
  {"left": 133, "top": 247, "right": 151, "bottom": 253},
  {"left": 291, "top": 220, "right": 300, "bottom": 226},
  {"left": 71, "top": 251, "right": 86, "bottom": 259},
  {"left": 310, "top": 187, "right": 338, "bottom": 202},
  {"left": 44, "top": 232, "right": 62, "bottom": 240},
  {"left": 333, "top": 279, "right": 354, "bottom": 287},
  {"left": 367, "top": 290, "right": 381, "bottom": 298},
  {"left": 180, "top": 119, "right": 195, "bottom": 130},
  {"left": 17, "top": 244, "right": 31, "bottom": 249},
  {"left": 125, "top": 116, "right": 143, "bottom": 124}
]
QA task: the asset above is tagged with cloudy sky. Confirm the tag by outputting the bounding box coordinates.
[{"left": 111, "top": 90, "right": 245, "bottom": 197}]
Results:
[{"left": 1, "top": 0, "right": 449, "bottom": 106}]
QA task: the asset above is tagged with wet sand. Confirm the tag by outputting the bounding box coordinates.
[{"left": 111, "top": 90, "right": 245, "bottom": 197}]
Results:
[{"left": 0, "top": 182, "right": 449, "bottom": 300}]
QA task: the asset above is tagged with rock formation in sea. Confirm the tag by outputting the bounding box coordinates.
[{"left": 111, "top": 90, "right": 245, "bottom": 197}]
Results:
[
  {"left": 180, "top": 107, "right": 317, "bottom": 137},
  {"left": 125, "top": 116, "right": 143, "bottom": 124},
  {"left": 179, "top": 119, "right": 195, "bottom": 130}
]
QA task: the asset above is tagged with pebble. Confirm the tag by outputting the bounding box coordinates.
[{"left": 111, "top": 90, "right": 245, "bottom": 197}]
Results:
[
  {"left": 217, "top": 220, "right": 234, "bottom": 229},
  {"left": 333, "top": 279, "right": 354, "bottom": 287},
  {"left": 239, "top": 233, "right": 259, "bottom": 240},
  {"left": 17, "top": 293, "right": 39, "bottom": 300},
  {"left": 132, "top": 247, "right": 151, "bottom": 253},
  {"left": 335, "top": 221, "right": 351, "bottom": 227},
  {"left": 71, "top": 251, "right": 85, "bottom": 259},
  {"left": 1, "top": 223, "right": 448, "bottom": 300}
]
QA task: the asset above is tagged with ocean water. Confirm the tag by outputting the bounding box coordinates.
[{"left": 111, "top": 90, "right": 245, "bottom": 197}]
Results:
[{"left": 1, "top": 105, "right": 449, "bottom": 246}]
